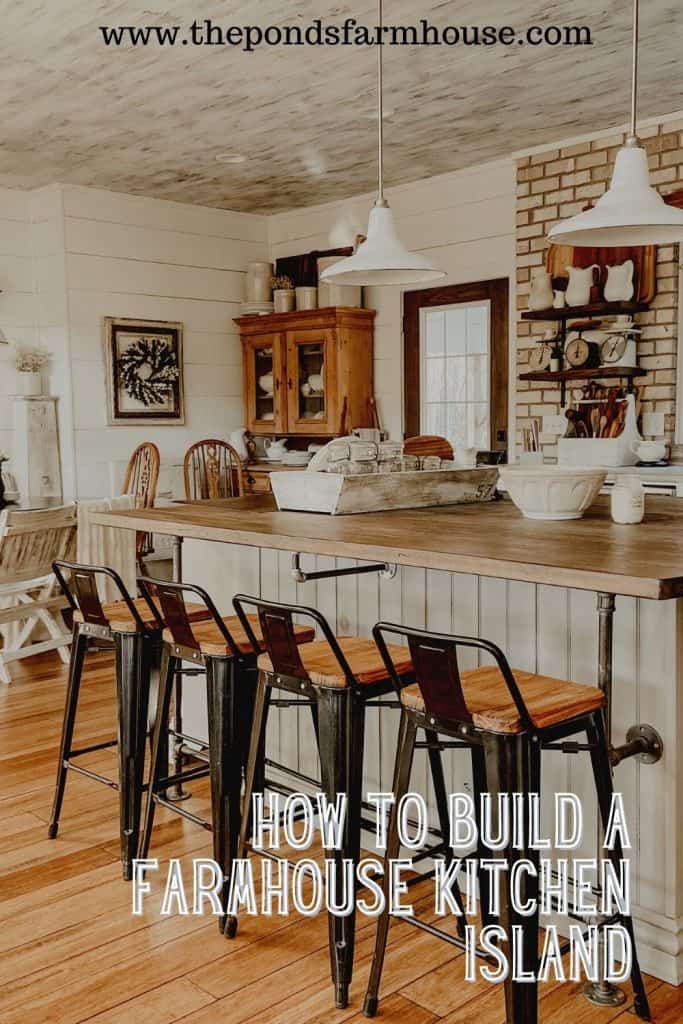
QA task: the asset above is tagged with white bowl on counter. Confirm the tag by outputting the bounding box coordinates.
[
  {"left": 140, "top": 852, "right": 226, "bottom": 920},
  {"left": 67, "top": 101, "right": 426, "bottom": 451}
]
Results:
[{"left": 499, "top": 465, "right": 607, "bottom": 520}]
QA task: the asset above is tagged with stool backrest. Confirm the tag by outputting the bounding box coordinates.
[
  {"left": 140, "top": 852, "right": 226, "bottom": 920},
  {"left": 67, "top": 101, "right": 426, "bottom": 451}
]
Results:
[
  {"left": 373, "top": 621, "right": 533, "bottom": 733},
  {"left": 138, "top": 576, "right": 242, "bottom": 658},
  {"left": 233, "top": 594, "right": 355, "bottom": 684},
  {"left": 183, "top": 440, "right": 244, "bottom": 501},
  {"left": 53, "top": 559, "right": 155, "bottom": 632}
]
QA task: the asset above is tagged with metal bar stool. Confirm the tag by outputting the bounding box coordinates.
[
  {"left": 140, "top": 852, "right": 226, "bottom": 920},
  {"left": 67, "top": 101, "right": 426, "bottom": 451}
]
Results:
[
  {"left": 48, "top": 560, "right": 209, "bottom": 879},
  {"left": 363, "top": 622, "right": 651, "bottom": 1024},
  {"left": 136, "top": 577, "right": 315, "bottom": 933},
  {"left": 228, "top": 595, "right": 465, "bottom": 1011}
]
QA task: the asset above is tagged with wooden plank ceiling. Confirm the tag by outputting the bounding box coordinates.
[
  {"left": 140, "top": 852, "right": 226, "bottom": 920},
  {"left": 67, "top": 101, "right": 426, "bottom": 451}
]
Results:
[{"left": 0, "top": 0, "right": 681, "bottom": 212}]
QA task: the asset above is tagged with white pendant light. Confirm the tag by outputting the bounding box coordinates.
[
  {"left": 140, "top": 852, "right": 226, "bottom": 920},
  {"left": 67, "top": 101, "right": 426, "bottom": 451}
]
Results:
[
  {"left": 548, "top": 0, "right": 683, "bottom": 247},
  {"left": 320, "top": 0, "right": 444, "bottom": 286}
]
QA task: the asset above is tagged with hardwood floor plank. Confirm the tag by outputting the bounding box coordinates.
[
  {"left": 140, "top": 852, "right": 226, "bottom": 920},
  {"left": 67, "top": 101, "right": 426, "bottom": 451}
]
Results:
[
  {"left": 62, "top": 978, "right": 215, "bottom": 1024},
  {"left": 2, "top": 650, "right": 681, "bottom": 1024},
  {"left": 344, "top": 993, "right": 437, "bottom": 1023}
]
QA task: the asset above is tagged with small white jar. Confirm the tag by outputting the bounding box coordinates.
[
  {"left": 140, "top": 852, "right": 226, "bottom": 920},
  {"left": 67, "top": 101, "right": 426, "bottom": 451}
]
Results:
[{"left": 611, "top": 476, "right": 644, "bottom": 524}]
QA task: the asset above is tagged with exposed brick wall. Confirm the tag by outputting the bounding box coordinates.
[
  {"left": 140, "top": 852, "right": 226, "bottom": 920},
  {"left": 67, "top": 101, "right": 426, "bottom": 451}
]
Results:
[{"left": 515, "top": 121, "right": 682, "bottom": 454}]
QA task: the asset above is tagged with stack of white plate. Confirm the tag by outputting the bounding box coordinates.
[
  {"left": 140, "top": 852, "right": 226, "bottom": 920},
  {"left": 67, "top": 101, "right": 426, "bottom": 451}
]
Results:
[
  {"left": 282, "top": 451, "right": 313, "bottom": 467},
  {"left": 240, "top": 301, "right": 274, "bottom": 316}
]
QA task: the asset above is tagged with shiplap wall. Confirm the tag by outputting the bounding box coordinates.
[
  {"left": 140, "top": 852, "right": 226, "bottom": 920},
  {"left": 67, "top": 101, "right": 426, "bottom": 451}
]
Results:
[
  {"left": 183, "top": 537, "right": 683, "bottom": 984},
  {"left": 0, "top": 187, "right": 36, "bottom": 462},
  {"left": 267, "top": 160, "right": 517, "bottom": 441},
  {"left": 56, "top": 185, "right": 268, "bottom": 497}
]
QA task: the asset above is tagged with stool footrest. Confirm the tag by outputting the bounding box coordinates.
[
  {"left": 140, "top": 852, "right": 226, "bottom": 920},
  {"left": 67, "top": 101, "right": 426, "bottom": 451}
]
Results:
[
  {"left": 154, "top": 795, "right": 212, "bottom": 831},
  {"left": 68, "top": 739, "right": 118, "bottom": 758},
  {"left": 399, "top": 914, "right": 492, "bottom": 961},
  {"left": 65, "top": 761, "right": 119, "bottom": 790},
  {"left": 543, "top": 741, "right": 598, "bottom": 754},
  {"left": 152, "top": 763, "right": 210, "bottom": 792}
]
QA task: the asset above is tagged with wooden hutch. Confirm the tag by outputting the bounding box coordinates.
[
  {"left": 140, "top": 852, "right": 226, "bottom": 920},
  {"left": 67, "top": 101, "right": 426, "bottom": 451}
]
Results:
[{"left": 235, "top": 307, "right": 376, "bottom": 493}]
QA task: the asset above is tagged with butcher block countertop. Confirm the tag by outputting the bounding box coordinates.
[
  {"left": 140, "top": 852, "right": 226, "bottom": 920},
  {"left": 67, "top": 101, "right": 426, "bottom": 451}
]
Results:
[{"left": 91, "top": 494, "right": 683, "bottom": 600}]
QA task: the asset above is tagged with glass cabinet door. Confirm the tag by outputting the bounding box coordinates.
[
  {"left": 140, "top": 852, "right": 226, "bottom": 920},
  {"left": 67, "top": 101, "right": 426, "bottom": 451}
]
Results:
[
  {"left": 286, "top": 330, "right": 335, "bottom": 434},
  {"left": 244, "top": 333, "right": 285, "bottom": 433}
]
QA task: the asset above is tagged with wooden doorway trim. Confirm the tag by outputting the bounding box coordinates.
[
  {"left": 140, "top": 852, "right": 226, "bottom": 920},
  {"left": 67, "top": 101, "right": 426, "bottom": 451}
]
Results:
[{"left": 403, "top": 278, "right": 510, "bottom": 449}]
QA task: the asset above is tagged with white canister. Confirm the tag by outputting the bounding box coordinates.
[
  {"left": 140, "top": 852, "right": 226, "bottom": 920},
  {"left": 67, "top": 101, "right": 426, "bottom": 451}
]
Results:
[
  {"left": 611, "top": 476, "right": 644, "bottom": 524},
  {"left": 245, "top": 260, "right": 273, "bottom": 303},
  {"left": 273, "top": 289, "right": 295, "bottom": 313},
  {"left": 16, "top": 371, "right": 43, "bottom": 396},
  {"left": 296, "top": 286, "right": 318, "bottom": 311}
]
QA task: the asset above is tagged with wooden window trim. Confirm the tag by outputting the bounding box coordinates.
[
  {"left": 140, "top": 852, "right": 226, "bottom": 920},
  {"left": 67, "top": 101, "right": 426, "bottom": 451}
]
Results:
[{"left": 403, "top": 278, "right": 509, "bottom": 449}]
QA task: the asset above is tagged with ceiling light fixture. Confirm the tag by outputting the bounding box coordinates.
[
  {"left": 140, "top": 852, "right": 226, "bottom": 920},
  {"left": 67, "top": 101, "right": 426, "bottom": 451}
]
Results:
[
  {"left": 548, "top": 0, "right": 683, "bottom": 247},
  {"left": 320, "top": 0, "right": 444, "bottom": 286}
]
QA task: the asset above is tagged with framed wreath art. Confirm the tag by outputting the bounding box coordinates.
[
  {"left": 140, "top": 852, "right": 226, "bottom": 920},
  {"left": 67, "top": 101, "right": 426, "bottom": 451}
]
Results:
[{"left": 103, "top": 317, "right": 185, "bottom": 424}]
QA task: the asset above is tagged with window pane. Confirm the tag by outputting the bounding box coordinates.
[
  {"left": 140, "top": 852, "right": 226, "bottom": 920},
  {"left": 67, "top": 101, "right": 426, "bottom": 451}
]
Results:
[
  {"left": 467, "top": 354, "right": 487, "bottom": 403},
  {"left": 425, "top": 403, "right": 446, "bottom": 435},
  {"left": 445, "top": 308, "right": 467, "bottom": 355},
  {"left": 446, "top": 357, "right": 467, "bottom": 402},
  {"left": 425, "top": 357, "right": 446, "bottom": 403},
  {"left": 467, "top": 305, "right": 488, "bottom": 354},
  {"left": 447, "top": 404, "right": 467, "bottom": 450},
  {"left": 425, "top": 311, "right": 445, "bottom": 356},
  {"left": 468, "top": 403, "right": 489, "bottom": 448}
]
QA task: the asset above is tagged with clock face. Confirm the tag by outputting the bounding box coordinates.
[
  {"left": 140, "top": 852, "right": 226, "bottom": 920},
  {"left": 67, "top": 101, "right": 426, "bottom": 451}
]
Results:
[
  {"left": 565, "top": 337, "right": 590, "bottom": 367},
  {"left": 600, "top": 335, "right": 627, "bottom": 364}
]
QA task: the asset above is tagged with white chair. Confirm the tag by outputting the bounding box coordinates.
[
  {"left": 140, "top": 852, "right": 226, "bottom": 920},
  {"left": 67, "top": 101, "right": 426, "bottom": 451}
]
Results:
[{"left": 0, "top": 505, "right": 77, "bottom": 684}]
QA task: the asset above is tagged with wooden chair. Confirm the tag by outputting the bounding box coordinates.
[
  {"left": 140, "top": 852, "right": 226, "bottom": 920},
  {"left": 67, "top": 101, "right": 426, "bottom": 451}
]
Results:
[
  {"left": 0, "top": 505, "right": 77, "bottom": 683},
  {"left": 403, "top": 434, "right": 454, "bottom": 460},
  {"left": 122, "top": 442, "right": 160, "bottom": 573},
  {"left": 183, "top": 440, "right": 244, "bottom": 501}
]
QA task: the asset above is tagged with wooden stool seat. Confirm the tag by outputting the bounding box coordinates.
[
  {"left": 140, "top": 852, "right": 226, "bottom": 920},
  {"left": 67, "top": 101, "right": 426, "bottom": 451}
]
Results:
[
  {"left": 164, "top": 614, "right": 315, "bottom": 656},
  {"left": 74, "top": 597, "right": 209, "bottom": 634},
  {"left": 400, "top": 665, "right": 604, "bottom": 734},
  {"left": 258, "top": 636, "right": 413, "bottom": 688}
]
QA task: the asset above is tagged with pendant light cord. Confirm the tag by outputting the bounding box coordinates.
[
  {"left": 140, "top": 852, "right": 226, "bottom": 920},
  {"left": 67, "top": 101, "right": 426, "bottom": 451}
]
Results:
[
  {"left": 375, "top": 0, "right": 388, "bottom": 206},
  {"left": 628, "top": 0, "right": 639, "bottom": 143}
]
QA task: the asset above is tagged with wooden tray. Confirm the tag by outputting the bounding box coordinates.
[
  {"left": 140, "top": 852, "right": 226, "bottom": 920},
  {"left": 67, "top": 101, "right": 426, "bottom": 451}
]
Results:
[{"left": 270, "top": 467, "right": 499, "bottom": 515}]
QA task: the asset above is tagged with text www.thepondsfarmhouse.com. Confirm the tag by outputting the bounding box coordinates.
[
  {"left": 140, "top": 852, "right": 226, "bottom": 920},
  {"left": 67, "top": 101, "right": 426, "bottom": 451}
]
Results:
[{"left": 99, "top": 17, "right": 593, "bottom": 54}]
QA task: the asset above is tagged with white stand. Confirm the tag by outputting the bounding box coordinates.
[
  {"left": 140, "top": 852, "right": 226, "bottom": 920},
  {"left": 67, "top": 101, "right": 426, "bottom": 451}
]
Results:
[{"left": 12, "top": 396, "right": 62, "bottom": 499}]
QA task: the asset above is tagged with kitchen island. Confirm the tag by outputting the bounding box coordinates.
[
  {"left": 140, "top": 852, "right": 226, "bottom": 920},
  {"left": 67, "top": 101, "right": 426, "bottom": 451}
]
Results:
[{"left": 92, "top": 494, "right": 683, "bottom": 984}]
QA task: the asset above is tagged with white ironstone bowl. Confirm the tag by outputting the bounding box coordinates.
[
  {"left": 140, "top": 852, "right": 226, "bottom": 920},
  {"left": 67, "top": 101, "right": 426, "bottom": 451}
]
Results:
[{"left": 499, "top": 465, "right": 607, "bottom": 520}]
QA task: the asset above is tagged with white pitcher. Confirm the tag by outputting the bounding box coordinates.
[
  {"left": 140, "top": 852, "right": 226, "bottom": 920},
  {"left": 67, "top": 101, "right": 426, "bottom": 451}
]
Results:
[
  {"left": 529, "top": 270, "right": 554, "bottom": 311},
  {"left": 566, "top": 265, "right": 598, "bottom": 306},
  {"left": 264, "top": 438, "right": 288, "bottom": 462},
  {"left": 604, "top": 259, "right": 634, "bottom": 302}
]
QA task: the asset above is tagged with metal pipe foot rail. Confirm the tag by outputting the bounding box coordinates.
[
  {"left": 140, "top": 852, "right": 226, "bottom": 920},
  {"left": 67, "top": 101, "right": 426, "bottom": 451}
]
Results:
[{"left": 291, "top": 553, "right": 397, "bottom": 584}]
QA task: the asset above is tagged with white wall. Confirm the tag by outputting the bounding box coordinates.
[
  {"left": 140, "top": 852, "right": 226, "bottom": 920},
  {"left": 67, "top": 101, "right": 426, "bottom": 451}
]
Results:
[
  {"left": 2, "top": 183, "right": 269, "bottom": 498},
  {"left": 268, "top": 160, "right": 516, "bottom": 440},
  {"left": 59, "top": 186, "right": 268, "bottom": 497},
  {"left": 0, "top": 187, "right": 37, "bottom": 462},
  {"left": 2, "top": 164, "right": 515, "bottom": 494}
]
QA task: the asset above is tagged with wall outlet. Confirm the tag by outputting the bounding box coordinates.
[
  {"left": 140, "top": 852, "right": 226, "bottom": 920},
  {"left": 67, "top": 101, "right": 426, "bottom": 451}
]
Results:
[
  {"left": 543, "top": 414, "right": 567, "bottom": 436},
  {"left": 641, "top": 412, "right": 665, "bottom": 437}
]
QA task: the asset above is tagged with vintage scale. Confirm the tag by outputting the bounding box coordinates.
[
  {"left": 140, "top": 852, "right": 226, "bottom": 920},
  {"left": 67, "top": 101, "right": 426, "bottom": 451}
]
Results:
[{"left": 599, "top": 320, "right": 641, "bottom": 369}]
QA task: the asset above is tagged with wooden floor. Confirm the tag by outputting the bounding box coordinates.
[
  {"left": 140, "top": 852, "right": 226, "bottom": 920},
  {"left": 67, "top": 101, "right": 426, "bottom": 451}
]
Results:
[{"left": 1, "top": 652, "right": 682, "bottom": 1024}]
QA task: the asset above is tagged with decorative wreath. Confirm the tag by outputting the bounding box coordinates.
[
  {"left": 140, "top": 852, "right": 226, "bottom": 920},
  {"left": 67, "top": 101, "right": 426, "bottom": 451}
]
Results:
[{"left": 117, "top": 337, "right": 180, "bottom": 407}]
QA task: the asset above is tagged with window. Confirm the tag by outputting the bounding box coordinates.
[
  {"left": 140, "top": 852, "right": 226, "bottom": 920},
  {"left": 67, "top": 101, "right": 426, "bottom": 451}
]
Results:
[
  {"left": 420, "top": 301, "right": 491, "bottom": 450},
  {"left": 404, "top": 279, "right": 509, "bottom": 452}
]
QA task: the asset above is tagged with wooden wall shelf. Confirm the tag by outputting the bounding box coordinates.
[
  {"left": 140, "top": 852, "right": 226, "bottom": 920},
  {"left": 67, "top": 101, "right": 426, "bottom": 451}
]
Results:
[
  {"left": 520, "top": 366, "right": 646, "bottom": 384},
  {"left": 521, "top": 301, "right": 649, "bottom": 322}
]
